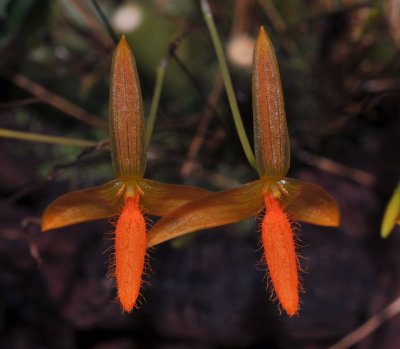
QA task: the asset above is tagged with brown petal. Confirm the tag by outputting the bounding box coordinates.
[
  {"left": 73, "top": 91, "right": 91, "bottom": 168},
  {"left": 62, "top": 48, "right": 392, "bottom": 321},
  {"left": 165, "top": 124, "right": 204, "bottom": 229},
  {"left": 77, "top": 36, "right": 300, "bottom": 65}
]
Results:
[
  {"left": 109, "top": 36, "right": 146, "bottom": 179},
  {"left": 138, "top": 179, "right": 211, "bottom": 217},
  {"left": 253, "top": 27, "right": 290, "bottom": 179},
  {"left": 279, "top": 178, "right": 340, "bottom": 227},
  {"left": 147, "top": 180, "right": 265, "bottom": 247},
  {"left": 42, "top": 180, "right": 124, "bottom": 231}
]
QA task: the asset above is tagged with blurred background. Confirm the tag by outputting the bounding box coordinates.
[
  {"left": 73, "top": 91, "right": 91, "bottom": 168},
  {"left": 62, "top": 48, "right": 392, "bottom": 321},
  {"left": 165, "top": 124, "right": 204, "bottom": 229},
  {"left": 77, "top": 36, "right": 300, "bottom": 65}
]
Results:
[{"left": 0, "top": 0, "right": 399, "bottom": 348}]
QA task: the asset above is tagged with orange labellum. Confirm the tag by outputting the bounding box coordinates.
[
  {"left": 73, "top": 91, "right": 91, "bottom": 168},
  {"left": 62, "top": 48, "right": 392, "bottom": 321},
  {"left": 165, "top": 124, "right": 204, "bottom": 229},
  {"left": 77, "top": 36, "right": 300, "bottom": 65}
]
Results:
[
  {"left": 262, "top": 194, "right": 299, "bottom": 316},
  {"left": 114, "top": 195, "right": 147, "bottom": 312}
]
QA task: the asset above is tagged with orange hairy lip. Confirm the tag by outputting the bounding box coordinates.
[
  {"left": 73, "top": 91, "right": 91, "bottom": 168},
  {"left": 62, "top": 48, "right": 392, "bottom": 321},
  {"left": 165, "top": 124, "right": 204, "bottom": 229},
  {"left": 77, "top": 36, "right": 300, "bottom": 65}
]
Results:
[
  {"left": 262, "top": 194, "right": 299, "bottom": 316},
  {"left": 114, "top": 195, "right": 147, "bottom": 312}
]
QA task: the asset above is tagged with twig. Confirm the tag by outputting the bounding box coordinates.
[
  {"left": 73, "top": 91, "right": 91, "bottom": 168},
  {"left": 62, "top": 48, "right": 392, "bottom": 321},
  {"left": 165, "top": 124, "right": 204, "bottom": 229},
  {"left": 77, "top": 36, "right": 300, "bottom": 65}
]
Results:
[
  {"left": 77, "top": 138, "right": 109, "bottom": 159},
  {"left": 21, "top": 217, "right": 42, "bottom": 267},
  {"left": 1, "top": 139, "right": 109, "bottom": 208},
  {"left": 70, "top": 0, "right": 113, "bottom": 48},
  {"left": 146, "top": 29, "right": 196, "bottom": 147},
  {"left": 258, "top": 0, "right": 287, "bottom": 35},
  {"left": 0, "top": 97, "right": 41, "bottom": 108},
  {"left": 329, "top": 296, "right": 400, "bottom": 349},
  {"left": 200, "top": 0, "right": 257, "bottom": 170},
  {"left": 257, "top": 0, "right": 299, "bottom": 55},
  {"left": 295, "top": 148, "right": 375, "bottom": 186},
  {"left": 46, "top": 147, "right": 109, "bottom": 181},
  {"left": 170, "top": 49, "right": 210, "bottom": 106},
  {"left": 90, "top": 0, "right": 118, "bottom": 45},
  {"left": 0, "top": 128, "right": 98, "bottom": 147},
  {"left": 0, "top": 181, "right": 42, "bottom": 207},
  {"left": 169, "top": 39, "right": 225, "bottom": 116},
  {"left": 146, "top": 58, "right": 167, "bottom": 149},
  {"left": 166, "top": 28, "right": 229, "bottom": 117},
  {"left": 1, "top": 69, "right": 107, "bottom": 129},
  {"left": 181, "top": 72, "right": 224, "bottom": 177},
  {"left": 290, "top": 1, "right": 375, "bottom": 32}
]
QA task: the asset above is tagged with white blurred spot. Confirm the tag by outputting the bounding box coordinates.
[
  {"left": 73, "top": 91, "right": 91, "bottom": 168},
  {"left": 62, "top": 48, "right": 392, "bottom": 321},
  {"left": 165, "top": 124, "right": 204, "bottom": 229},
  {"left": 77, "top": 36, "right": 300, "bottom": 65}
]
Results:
[
  {"left": 227, "top": 34, "right": 255, "bottom": 68},
  {"left": 54, "top": 46, "right": 71, "bottom": 61},
  {"left": 112, "top": 3, "right": 143, "bottom": 33}
]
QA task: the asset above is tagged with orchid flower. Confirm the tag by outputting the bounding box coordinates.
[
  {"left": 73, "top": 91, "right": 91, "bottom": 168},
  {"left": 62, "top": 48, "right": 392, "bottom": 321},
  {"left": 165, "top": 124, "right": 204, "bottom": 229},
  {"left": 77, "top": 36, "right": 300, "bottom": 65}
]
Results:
[
  {"left": 42, "top": 36, "right": 210, "bottom": 312},
  {"left": 147, "top": 28, "right": 340, "bottom": 316}
]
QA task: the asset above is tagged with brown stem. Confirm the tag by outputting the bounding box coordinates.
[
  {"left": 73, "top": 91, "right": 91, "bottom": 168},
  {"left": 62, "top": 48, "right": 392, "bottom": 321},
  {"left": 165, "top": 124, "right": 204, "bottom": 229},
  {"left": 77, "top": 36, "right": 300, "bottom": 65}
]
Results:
[
  {"left": 295, "top": 148, "right": 375, "bottom": 186},
  {"left": 2, "top": 68, "right": 107, "bottom": 130},
  {"left": 70, "top": 0, "right": 113, "bottom": 49},
  {"left": 0, "top": 97, "right": 41, "bottom": 108},
  {"left": 329, "top": 296, "right": 400, "bottom": 349},
  {"left": 181, "top": 73, "right": 224, "bottom": 177}
]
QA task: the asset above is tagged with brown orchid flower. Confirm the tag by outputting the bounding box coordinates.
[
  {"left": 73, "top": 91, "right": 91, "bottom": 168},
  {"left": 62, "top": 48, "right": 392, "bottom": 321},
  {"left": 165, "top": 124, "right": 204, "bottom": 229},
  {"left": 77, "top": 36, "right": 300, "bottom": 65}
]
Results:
[
  {"left": 147, "top": 28, "right": 340, "bottom": 316},
  {"left": 42, "top": 36, "right": 210, "bottom": 312}
]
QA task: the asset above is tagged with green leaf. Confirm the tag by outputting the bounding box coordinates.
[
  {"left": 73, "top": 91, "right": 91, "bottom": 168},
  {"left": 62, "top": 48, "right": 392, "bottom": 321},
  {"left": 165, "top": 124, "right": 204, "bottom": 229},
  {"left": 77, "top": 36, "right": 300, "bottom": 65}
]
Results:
[
  {"left": 381, "top": 181, "right": 400, "bottom": 238},
  {"left": 0, "top": 0, "right": 35, "bottom": 45}
]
